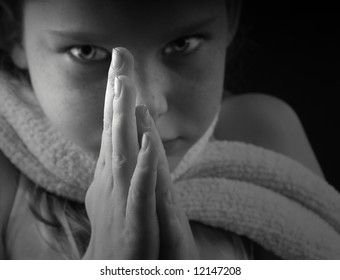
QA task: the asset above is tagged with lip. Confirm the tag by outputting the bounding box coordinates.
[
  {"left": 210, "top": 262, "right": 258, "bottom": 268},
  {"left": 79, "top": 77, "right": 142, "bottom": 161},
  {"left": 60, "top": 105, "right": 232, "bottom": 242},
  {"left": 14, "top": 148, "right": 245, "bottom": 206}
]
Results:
[{"left": 162, "top": 138, "right": 180, "bottom": 155}]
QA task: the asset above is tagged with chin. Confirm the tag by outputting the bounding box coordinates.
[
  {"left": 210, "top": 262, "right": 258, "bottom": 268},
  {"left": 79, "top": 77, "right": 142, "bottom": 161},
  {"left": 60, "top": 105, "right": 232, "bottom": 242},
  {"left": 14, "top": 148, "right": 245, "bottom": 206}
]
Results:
[{"left": 167, "top": 155, "right": 183, "bottom": 173}]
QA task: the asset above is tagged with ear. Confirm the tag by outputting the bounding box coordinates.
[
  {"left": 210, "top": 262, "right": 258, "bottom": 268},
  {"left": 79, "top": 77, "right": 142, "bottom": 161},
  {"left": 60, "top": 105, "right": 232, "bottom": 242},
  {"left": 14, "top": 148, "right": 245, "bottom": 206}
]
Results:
[{"left": 10, "top": 43, "right": 28, "bottom": 69}]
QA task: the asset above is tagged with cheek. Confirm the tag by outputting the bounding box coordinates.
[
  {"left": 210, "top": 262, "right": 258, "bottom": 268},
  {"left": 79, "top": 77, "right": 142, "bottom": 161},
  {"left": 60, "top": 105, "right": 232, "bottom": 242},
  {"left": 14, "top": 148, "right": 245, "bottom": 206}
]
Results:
[
  {"left": 28, "top": 60, "right": 106, "bottom": 152},
  {"left": 173, "top": 50, "right": 226, "bottom": 130}
]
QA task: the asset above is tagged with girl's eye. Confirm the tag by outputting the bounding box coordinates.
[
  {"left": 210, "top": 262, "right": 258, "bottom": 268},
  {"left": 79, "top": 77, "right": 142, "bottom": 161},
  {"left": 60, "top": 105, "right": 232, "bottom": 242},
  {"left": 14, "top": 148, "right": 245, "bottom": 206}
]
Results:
[
  {"left": 69, "top": 45, "right": 109, "bottom": 62},
  {"left": 163, "top": 36, "right": 203, "bottom": 56}
]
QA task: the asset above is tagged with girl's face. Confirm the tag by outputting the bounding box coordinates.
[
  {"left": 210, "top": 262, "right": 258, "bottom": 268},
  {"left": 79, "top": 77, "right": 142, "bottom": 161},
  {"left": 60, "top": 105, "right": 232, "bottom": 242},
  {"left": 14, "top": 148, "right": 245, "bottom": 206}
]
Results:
[{"left": 17, "top": 0, "right": 229, "bottom": 171}]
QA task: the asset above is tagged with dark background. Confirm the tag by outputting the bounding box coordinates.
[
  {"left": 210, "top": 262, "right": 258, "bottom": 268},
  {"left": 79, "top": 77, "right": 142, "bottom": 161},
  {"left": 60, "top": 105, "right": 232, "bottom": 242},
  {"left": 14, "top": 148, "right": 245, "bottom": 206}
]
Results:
[{"left": 227, "top": 2, "right": 339, "bottom": 190}]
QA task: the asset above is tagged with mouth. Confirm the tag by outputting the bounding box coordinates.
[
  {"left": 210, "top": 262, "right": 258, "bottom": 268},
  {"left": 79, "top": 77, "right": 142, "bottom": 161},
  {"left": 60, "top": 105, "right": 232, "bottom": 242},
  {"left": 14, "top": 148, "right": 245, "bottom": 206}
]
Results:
[{"left": 162, "top": 138, "right": 179, "bottom": 155}]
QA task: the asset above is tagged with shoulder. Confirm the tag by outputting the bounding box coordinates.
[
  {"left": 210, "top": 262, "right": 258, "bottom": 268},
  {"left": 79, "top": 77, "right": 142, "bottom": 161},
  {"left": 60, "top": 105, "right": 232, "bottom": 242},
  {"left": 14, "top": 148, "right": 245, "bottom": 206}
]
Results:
[
  {"left": 216, "top": 93, "right": 299, "bottom": 140},
  {"left": 0, "top": 151, "right": 19, "bottom": 259},
  {"left": 215, "top": 93, "right": 324, "bottom": 177}
]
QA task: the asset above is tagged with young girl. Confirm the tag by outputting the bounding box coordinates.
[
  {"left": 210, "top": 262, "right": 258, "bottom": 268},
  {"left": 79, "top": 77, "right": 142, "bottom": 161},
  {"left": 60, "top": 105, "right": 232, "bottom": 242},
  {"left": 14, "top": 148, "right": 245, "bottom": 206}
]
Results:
[{"left": 0, "top": 0, "right": 337, "bottom": 260}]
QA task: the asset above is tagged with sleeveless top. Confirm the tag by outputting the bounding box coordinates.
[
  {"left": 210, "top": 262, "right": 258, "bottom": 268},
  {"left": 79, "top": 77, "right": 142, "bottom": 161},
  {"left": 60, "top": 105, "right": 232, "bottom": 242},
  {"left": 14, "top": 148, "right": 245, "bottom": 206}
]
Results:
[
  {"left": 5, "top": 173, "right": 251, "bottom": 259},
  {"left": 5, "top": 174, "right": 65, "bottom": 259}
]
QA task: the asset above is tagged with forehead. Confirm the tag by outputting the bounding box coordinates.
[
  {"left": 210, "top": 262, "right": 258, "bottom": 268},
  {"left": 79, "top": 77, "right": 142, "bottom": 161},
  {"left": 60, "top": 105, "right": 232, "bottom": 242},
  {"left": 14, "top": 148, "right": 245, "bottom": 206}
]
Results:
[{"left": 24, "top": 0, "right": 226, "bottom": 29}]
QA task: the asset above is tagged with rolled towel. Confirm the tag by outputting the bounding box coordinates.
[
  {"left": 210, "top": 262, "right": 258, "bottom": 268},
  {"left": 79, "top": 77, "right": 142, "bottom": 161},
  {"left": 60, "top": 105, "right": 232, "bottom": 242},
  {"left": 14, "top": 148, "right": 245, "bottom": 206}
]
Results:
[{"left": 1, "top": 72, "right": 340, "bottom": 259}]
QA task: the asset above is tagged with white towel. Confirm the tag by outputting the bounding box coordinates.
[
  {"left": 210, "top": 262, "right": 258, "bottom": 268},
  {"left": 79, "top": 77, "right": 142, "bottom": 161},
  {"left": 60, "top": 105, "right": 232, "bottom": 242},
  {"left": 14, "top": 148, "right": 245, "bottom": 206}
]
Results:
[{"left": 1, "top": 72, "right": 340, "bottom": 259}]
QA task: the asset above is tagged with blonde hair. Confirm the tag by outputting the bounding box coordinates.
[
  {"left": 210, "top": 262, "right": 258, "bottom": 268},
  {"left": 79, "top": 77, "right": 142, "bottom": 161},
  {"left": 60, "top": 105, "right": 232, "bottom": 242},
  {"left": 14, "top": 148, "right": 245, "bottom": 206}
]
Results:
[{"left": 0, "top": 0, "right": 242, "bottom": 259}]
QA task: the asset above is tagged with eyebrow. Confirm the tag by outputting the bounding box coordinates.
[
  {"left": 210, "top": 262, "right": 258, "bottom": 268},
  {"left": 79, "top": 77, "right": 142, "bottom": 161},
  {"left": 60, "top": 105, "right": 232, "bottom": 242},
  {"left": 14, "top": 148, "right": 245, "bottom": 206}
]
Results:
[
  {"left": 48, "top": 15, "right": 220, "bottom": 43},
  {"left": 48, "top": 30, "right": 111, "bottom": 44},
  {"left": 170, "top": 15, "right": 220, "bottom": 36}
]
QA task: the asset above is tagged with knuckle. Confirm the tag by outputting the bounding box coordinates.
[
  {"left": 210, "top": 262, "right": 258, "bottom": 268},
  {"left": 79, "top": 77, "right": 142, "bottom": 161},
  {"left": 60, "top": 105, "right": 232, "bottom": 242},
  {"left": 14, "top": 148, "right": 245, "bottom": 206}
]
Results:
[
  {"left": 103, "top": 120, "right": 112, "bottom": 135},
  {"left": 130, "top": 186, "right": 154, "bottom": 205},
  {"left": 85, "top": 176, "right": 113, "bottom": 208},
  {"left": 112, "top": 151, "right": 127, "bottom": 168},
  {"left": 112, "top": 110, "right": 124, "bottom": 122},
  {"left": 111, "top": 113, "right": 135, "bottom": 130},
  {"left": 136, "top": 161, "right": 154, "bottom": 173}
]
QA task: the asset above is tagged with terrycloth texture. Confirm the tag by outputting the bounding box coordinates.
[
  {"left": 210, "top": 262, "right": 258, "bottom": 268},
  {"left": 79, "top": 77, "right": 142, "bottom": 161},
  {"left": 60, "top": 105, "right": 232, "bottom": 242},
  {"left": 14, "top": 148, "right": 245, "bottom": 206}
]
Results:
[
  {"left": 0, "top": 73, "right": 96, "bottom": 201},
  {"left": 175, "top": 141, "right": 340, "bottom": 259},
  {"left": 1, "top": 72, "right": 340, "bottom": 259}
]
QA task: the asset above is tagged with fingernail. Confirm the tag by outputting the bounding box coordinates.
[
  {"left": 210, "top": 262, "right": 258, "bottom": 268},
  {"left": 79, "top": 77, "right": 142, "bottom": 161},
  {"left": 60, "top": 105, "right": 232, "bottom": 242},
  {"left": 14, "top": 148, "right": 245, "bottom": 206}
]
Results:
[
  {"left": 111, "top": 48, "right": 123, "bottom": 70},
  {"left": 141, "top": 132, "right": 149, "bottom": 152},
  {"left": 114, "top": 76, "right": 121, "bottom": 99},
  {"left": 141, "top": 106, "right": 151, "bottom": 128}
]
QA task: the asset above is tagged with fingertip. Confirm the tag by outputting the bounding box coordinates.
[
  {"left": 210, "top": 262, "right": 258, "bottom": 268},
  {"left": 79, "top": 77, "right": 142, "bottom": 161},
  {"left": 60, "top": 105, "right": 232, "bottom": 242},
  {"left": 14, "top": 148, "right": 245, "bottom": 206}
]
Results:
[
  {"left": 111, "top": 48, "right": 123, "bottom": 71},
  {"left": 135, "top": 104, "right": 148, "bottom": 119},
  {"left": 136, "top": 131, "right": 157, "bottom": 171},
  {"left": 114, "top": 47, "right": 134, "bottom": 62},
  {"left": 112, "top": 47, "right": 134, "bottom": 67}
]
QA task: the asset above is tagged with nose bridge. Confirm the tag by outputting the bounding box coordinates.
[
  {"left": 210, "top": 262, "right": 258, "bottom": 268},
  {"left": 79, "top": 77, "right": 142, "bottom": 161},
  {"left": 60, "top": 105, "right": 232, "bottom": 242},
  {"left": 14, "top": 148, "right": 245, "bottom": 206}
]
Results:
[{"left": 133, "top": 58, "right": 168, "bottom": 119}]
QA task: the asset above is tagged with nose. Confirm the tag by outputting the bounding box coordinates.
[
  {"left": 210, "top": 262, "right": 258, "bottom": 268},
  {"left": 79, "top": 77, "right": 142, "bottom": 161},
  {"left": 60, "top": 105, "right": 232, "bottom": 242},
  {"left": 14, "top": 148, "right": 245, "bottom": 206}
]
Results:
[{"left": 133, "top": 58, "right": 169, "bottom": 121}]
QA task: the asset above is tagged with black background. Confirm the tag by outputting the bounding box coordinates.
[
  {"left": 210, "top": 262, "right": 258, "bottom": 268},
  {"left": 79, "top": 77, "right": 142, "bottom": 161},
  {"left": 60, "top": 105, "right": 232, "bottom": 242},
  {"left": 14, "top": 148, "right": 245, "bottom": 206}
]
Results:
[{"left": 228, "top": 1, "right": 339, "bottom": 190}]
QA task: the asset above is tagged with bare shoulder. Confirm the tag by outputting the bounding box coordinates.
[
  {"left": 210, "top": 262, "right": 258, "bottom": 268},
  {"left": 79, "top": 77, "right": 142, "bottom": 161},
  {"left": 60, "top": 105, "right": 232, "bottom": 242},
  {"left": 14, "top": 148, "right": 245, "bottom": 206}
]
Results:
[
  {"left": 215, "top": 93, "right": 324, "bottom": 177},
  {"left": 0, "top": 151, "right": 19, "bottom": 259}
]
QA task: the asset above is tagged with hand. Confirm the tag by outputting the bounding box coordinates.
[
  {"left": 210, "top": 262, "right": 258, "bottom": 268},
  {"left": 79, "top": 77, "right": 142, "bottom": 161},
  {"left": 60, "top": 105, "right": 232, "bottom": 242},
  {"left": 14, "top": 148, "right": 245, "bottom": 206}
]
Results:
[
  {"left": 135, "top": 92, "right": 199, "bottom": 260},
  {"left": 154, "top": 130, "right": 199, "bottom": 259},
  {"left": 83, "top": 47, "right": 198, "bottom": 259},
  {"left": 83, "top": 48, "right": 159, "bottom": 259}
]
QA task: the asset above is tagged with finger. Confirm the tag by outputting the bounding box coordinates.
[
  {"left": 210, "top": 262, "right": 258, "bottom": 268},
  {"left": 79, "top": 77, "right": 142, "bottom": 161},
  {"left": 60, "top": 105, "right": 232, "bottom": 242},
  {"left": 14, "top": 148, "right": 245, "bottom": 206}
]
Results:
[
  {"left": 126, "top": 131, "right": 159, "bottom": 238},
  {"left": 111, "top": 75, "right": 139, "bottom": 206},
  {"left": 156, "top": 156, "right": 185, "bottom": 259},
  {"left": 157, "top": 147, "right": 193, "bottom": 235},
  {"left": 127, "top": 106, "right": 157, "bottom": 219},
  {"left": 135, "top": 105, "right": 150, "bottom": 148},
  {"left": 97, "top": 60, "right": 116, "bottom": 171},
  {"left": 98, "top": 47, "right": 131, "bottom": 170},
  {"left": 135, "top": 109, "right": 184, "bottom": 257},
  {"left": 150, "top": 117, "right": 197, "bottom": 259},
  {"left": 109, "top": 47, "right": 135, "bottom": 78},
  {"left": 156, "top": 163, "right": 197, "bottom": 259},
  {"left": 125, "top": 108, "right": 159, "bottom": 259}
]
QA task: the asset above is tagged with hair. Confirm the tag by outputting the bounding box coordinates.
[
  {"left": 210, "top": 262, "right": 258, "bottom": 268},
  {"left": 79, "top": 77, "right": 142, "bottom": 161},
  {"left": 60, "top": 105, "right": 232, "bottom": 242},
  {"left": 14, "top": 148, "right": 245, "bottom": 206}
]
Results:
[
  {"left": 0, "top": 0, "right": 243, "bottom": 259},
  {"left": 0, "top": 0, "right": 22, "bottom": 76}
]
